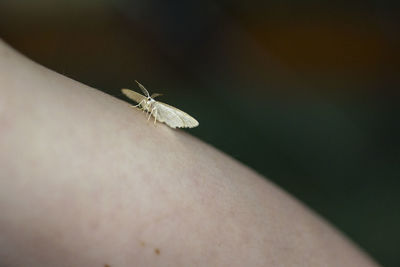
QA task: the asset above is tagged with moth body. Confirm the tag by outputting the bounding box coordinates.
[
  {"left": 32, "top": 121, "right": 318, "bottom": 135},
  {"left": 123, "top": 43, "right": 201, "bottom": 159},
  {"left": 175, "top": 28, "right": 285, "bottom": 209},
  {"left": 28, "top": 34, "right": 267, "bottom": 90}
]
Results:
[
  {"left": 139, "top": 97, "right": 156, "bottom": 113},
  {"left": 122, "top": 81, "right": 199, "bottom": 129}
]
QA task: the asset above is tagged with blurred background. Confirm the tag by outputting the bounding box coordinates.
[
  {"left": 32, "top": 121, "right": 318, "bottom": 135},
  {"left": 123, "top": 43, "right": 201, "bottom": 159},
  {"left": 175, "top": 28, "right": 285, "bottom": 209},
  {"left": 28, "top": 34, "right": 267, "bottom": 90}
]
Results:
[{"left": 0, "top": 0, "right": 399, "bottom": 265}]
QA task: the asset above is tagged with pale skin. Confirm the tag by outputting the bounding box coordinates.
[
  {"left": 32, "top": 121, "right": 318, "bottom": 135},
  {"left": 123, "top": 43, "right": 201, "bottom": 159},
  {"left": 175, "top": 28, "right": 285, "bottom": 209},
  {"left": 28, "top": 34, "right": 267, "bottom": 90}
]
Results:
[{"left": 0, "top": 39, "right": 379, "bottom": 266}]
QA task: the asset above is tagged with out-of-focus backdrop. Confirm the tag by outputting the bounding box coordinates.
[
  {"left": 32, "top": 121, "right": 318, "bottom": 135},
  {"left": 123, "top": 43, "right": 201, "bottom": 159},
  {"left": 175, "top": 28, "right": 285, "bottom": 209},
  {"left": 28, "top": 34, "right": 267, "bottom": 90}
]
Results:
[{"left": 1, "top": 0, "right": 399, "bottom": 265}]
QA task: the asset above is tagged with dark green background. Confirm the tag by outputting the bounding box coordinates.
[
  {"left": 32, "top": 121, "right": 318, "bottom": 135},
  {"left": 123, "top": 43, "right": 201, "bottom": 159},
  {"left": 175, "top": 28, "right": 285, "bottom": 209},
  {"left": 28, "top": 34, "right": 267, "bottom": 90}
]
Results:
[{"left": 1, "top": 0, "right": 399, "bottom": 265}]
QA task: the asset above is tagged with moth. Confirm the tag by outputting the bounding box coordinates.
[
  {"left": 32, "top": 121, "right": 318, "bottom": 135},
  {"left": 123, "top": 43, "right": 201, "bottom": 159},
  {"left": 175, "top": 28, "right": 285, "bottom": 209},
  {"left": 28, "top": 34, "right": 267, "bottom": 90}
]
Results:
[{"left": 122, "top": 81, "right": 199, "bottom": 129}]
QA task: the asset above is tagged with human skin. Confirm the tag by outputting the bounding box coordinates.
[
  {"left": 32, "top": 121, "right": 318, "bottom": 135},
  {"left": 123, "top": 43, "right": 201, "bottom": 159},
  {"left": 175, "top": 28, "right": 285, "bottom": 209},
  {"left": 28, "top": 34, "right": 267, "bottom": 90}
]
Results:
[{"left": 0, "top": 39, "right": 379, "bottom": 267}]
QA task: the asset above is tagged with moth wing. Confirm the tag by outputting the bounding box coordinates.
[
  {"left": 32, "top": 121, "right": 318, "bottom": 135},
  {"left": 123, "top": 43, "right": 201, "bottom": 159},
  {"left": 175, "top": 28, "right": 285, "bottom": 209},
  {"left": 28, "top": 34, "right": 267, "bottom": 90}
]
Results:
[
  {"left": 121, "top": 89, "right": 146, "bottom": 104},
  {"left": 155, "top": 102, "right": 199, "bottom": 128}
]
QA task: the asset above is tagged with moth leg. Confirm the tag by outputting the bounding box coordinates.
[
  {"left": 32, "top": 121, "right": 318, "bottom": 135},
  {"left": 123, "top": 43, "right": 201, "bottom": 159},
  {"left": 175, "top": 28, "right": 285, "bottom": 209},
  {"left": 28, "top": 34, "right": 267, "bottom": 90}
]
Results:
[
  {"left": 130, "top": 105, "right": 140, "bottom": 110},
  {"left": 141, "top": 102, "right": 149, "bottom": 113},
  {"left": 148, "top": 106, "right": 156, "bottom": 121},
  {"left": 153, "top": 108, "right": 158, "bottom": 125},
  {"left": 133, "top": 99, "right": 145, "bottom": 109}
]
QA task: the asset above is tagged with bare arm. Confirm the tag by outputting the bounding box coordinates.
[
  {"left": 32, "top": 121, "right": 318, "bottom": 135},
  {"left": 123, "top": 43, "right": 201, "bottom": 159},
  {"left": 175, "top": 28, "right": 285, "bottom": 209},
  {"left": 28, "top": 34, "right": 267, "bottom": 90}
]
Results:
[{"left": 0, "top": 39, "right": 379, "bottom": 267}]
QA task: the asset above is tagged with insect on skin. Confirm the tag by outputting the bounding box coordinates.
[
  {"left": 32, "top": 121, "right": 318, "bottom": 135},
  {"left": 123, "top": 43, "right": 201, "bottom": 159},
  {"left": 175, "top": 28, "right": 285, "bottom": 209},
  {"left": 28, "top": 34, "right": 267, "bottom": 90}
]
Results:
[{"left": 121, "top": 81, "right": 199, "bottom": 129}]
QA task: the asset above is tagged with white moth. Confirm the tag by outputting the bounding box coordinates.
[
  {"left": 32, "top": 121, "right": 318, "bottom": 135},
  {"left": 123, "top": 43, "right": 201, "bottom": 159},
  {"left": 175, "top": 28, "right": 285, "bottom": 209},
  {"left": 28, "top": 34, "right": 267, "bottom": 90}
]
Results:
[{"left": 122, "top": 81, "right": 199, "bottom": 129}]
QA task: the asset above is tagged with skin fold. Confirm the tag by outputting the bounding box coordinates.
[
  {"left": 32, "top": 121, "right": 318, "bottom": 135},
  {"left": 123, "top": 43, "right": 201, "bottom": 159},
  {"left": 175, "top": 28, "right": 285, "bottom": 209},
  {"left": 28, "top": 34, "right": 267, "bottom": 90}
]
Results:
[{"left": 0, "top": 39, "right": 379, "bottom": 267}]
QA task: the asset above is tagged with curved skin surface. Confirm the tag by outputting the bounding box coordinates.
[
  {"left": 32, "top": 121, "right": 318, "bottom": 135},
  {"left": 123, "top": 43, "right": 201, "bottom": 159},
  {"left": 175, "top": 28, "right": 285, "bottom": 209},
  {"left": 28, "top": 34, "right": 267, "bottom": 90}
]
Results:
[{"left": 0, "top": 39, "right": 379, "bottom": 267}]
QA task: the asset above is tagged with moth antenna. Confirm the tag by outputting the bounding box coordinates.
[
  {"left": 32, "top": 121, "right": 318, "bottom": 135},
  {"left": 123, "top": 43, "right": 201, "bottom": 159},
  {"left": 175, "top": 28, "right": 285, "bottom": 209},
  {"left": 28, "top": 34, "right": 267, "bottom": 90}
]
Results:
[
  {"left": 135, "top": 80, "right": 150, "bottom": 97},
  {"left": 151, "top": 93, "right": 163, "bottom": 99}
]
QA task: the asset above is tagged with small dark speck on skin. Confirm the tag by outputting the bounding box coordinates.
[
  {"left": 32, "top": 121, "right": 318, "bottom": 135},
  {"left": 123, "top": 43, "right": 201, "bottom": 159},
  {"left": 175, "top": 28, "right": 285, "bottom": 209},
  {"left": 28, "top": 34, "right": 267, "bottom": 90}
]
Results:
[
  {"left": 154, "top": 248, "right": 160, "bottom": 255},
  {"left": 104, "top": 265, "right": 110, "bottom": 267},
  {"left": 140, "top": 241, "right": 146, "bottom": 247}
]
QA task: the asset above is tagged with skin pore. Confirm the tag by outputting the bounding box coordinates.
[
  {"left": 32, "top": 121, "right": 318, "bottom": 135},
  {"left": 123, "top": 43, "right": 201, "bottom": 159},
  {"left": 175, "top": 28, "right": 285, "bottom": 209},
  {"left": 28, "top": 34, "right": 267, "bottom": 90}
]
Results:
[{"left": 0, "top": 39, "right": 379, "bottom": 266}]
